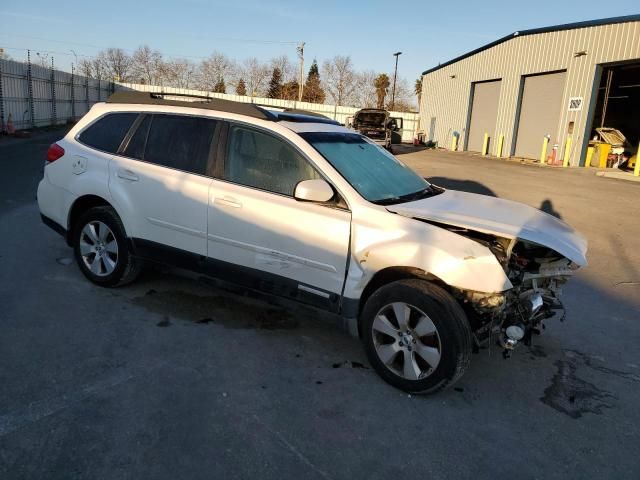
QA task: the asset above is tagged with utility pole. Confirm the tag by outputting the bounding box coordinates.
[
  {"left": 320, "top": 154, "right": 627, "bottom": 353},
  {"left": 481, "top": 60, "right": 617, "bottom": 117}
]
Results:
[
  {"left": 297, "top": 42, "right": 305, "bottom": 102},
  {"left": 390, "top": 51, "right": 402, "bottom": 111}
]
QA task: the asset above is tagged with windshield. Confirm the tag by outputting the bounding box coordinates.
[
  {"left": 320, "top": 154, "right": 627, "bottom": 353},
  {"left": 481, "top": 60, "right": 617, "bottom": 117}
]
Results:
[
  {"left": 354, "top": 112, "right": 386, "bottom": 127},
  {"left": 301, "top": 132, "right": 433, "bottom": 204}
]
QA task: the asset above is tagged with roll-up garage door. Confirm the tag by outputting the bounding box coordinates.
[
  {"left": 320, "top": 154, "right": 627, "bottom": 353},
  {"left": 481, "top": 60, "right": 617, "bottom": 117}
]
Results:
[
  {"left": 514, "top": 71, "right": 566, "bottom": 159},
  {"left": 466, "top": 80, "right": 501, "bottom": 152}
]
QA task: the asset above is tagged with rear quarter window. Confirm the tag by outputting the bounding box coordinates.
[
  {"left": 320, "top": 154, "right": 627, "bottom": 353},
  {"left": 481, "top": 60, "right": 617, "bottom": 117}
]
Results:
[{"left": 78, "top": 112, "right": 138, "bottom": 153}]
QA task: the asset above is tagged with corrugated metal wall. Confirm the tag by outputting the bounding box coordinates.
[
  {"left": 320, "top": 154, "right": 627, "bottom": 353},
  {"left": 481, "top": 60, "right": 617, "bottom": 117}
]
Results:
[
  {"left": 419, "top": 20, "right": 640, "bottom": 166},
  {"left": 0, "top": 59, "right": 114, "bottom": 130},
  {"left": 116, "top": 83, "right": 420, "bottom": 142}
]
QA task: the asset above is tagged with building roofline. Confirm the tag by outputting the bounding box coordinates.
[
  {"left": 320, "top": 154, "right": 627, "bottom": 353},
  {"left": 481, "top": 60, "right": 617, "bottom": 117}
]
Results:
[{"left": 421, "top": 14, "right": 640, "bottom": 76}]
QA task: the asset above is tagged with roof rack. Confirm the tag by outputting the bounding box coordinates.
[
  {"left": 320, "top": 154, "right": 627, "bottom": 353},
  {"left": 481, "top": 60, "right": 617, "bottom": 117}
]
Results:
[
  {"left": 106, "top": 91, "right": 340, "bottom": 125},
  {"left": 282, "top": 108, "right": 331, "bottom": 119},
  {"left": 106, "top": 91, "right": 276, "bottom": 121}
]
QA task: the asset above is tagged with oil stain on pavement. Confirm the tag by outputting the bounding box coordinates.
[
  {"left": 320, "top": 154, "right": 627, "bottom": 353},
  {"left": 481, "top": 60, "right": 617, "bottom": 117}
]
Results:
[{"left": 540, "top": 349, "right": 639, "bottom": 419}]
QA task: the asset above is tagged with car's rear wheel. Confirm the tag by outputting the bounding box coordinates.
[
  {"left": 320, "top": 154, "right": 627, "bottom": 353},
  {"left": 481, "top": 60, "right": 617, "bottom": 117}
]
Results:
[
  {"left": 361, "top": 279, "right": 472, "bottom": 394},
  {"left": 73, "top": 206, "right": 141, "bottom": 287}
]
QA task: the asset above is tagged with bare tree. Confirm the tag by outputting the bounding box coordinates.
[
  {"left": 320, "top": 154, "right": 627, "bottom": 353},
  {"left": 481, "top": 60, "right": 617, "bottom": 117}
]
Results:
[
  {"left": 322, "top": 55, "right": 357, "bottom": 106},
  {"left": 197, "top": 52, "right": 234, "bottom": 91},
  {"left": 270, "top": 55, "right": 294, "bottom": 82},
  {"left": 160, "top": 58, "right": 196, "bottom": 88},
  {"left": 77, "top": 56, "right": 106, "bottom": 79},
  {"left": 241, "top": 58, "right": 270, "bottom": 97},
  {"left": 78, "top": 58, "right": 93, "bottom": 77},
  {"left": 389, "top": 77, "right": 415, "bottom": 111},
  {"left": 98, "top": 48, "right": 132, "bottom": 81},
  {"left": 353, "top": 70, "right": 377, "bottom": 108},
  {"left": 130, "top": 45, "right": 163, "bottom": 84},
  {"left": 34, "top": 52, "right": 51, "bottom": 68}
]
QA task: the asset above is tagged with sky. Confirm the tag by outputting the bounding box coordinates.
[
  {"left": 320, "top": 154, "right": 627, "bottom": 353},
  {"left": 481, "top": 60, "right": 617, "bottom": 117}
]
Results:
[{"left": 1, "top": 0, "right": 639, "bottom": 83}]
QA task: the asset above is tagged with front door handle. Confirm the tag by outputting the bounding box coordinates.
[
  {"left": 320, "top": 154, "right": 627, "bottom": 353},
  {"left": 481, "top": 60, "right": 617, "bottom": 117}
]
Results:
[
  {"left": 214, "top": 196, "right": 242, "bottom": 208},
  {"left": 117, "top": 169, "right": 139, "bottom": 182}
]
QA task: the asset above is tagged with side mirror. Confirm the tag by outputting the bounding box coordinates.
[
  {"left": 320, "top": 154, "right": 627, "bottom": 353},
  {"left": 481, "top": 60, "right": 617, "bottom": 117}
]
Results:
[{"left": 294, "top": 179, "right": 334, "bottom": 203}]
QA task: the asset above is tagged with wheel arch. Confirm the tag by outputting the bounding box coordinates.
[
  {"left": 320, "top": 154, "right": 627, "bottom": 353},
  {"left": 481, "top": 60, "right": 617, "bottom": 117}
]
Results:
[
  {"left": 356, "top": 266, "right": 450, "bottom": 337},
  {"left": 67, "top": 195, "right": 119, "bottom": 245}
]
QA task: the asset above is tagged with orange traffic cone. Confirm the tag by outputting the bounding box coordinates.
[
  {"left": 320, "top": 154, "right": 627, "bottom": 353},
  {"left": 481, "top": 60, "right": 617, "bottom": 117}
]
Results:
[{"left": 6, "top": 113, "right": 15, "bottom": 135}]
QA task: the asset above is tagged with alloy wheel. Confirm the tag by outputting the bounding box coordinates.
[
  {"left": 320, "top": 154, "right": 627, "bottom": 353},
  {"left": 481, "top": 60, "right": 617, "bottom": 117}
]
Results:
[
  {"left": 372, "top": 302, "right": 442, "bottom": 380},
  {"left": 79, "top": 221, "right": 118, "bottom": 277}
]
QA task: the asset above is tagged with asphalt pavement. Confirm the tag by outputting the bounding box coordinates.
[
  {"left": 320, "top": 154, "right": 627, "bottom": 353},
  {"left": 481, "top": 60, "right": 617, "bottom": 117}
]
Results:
[{"left": 1, "top": 130, "right": 639, "bottom": 479}]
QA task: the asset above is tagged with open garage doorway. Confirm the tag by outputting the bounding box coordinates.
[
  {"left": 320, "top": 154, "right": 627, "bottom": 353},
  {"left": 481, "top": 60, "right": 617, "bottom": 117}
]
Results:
[{"left": 587, "top": 61, "right": 640, "bottom": 169}]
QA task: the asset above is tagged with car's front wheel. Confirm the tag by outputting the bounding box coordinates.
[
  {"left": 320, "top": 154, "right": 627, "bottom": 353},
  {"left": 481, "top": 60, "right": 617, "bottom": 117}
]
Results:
[
  {"left": 361, "top": 279, "right": 472, "bottom": 394},
  {"left": 73, "top": 206, "right": 141, "bottom": 287}
]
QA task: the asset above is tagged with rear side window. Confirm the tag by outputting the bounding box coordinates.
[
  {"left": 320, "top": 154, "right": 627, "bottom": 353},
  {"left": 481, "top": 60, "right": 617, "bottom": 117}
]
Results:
[
  {"left": 78, "top": 113, "right": 138, "bottom": 153},
  {"left": 143, "top": 115, "right": 216, "bottom": 175},
  {"left": 123, "top": 115, "right": 151, "bottom": 160}
]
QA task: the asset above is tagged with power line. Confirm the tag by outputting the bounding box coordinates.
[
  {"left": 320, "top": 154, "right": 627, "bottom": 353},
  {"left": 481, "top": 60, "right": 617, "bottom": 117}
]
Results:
[{"left": 0, "top": 33, "right": 300, "bottom": 60}]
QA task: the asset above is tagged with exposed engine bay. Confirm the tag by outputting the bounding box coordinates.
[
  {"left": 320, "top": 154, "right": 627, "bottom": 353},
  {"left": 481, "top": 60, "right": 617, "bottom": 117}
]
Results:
[{"left": 429, "top": 222, "right": 578, "bottom": 357}]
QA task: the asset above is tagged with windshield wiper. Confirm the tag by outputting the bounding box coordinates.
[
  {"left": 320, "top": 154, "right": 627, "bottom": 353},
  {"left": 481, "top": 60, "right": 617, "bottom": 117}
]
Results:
[{"left": 373, "top": 185, "right": 443, "bottom": 206}]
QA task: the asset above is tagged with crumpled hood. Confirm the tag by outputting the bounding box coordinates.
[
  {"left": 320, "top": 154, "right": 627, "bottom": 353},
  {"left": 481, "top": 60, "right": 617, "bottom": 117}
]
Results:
[{"left": 387, "top": 189, "right": 588, "bottom": 267}]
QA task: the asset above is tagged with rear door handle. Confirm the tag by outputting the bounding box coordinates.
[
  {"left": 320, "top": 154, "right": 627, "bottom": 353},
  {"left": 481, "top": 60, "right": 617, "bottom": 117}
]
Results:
[
  {"left": 214, "top": 196, "right": 242, "bottom": 208},
  {"left": 117, "top": 169, "right": 139, "bottom": 182}
]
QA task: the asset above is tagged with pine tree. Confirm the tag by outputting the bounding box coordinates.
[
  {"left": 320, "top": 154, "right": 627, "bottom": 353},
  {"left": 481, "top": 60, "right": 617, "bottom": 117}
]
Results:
[
  {"left": 236, "top": 78, "right": 247, "bottom": 96},
  {"left": 213, "top": 77, "right": 226, "bottom": 94},
  {"left": 302, "top": 60, "right": 325, "bottom": 103},
  {"left": 267, "top": 68, "right": 283, "bottom": 98}
]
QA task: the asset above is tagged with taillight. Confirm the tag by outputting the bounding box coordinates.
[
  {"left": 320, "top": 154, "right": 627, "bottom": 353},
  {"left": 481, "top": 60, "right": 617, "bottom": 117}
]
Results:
[{"left": 47, "top": 143, "right": 65, "bottom": 163}]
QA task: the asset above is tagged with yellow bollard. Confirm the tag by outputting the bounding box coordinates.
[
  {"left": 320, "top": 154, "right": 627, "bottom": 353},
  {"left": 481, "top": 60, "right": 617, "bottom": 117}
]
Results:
[
  {"left": 585, "top": 146, "right": 594, "bottom": 168},
  {"left": 451, "top": 135, "right": 458, "bottom": 151},
  {"left": 496, "top": 134, "right": 504, "bottom": 157},
  {"left": 635, "top": 143, "right": 640, "bottom": 177},
  {"left": 599, "top": 143, "right": 611, "bottom": 168},
  {"left": 481, "top": 133, "right": 489, "bottom": 156},
  {"left": 563, "top": 137, "right": 572, "bottom": 167},
  {"left": 540, "top": 136, "right": 549, "bottom": 163}
]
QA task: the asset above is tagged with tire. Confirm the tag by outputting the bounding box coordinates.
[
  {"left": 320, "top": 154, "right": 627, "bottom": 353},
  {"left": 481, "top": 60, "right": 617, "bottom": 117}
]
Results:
[
  {"left": 72, "top": 206, "right": 141, "bottom": 287},
  {"left": 361, "top": 279, "right": 472, "bottom": 394}
]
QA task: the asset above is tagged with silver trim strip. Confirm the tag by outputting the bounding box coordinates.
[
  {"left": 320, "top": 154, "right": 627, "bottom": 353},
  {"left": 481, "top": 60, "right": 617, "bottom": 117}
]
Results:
[{"left": 298, "top": 284, "right": 331, "bottom": 298}]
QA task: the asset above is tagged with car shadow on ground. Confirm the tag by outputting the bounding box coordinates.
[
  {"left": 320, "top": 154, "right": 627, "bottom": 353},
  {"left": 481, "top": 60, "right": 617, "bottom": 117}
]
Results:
[{"left": 427, "top": 176, "right": 497, "bottom": 197}]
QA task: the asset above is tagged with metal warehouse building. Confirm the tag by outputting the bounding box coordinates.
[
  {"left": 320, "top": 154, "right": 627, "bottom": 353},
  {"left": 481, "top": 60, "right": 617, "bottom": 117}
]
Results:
[{"left": 419, "top": 15, "right": 640, "bottom": 167}]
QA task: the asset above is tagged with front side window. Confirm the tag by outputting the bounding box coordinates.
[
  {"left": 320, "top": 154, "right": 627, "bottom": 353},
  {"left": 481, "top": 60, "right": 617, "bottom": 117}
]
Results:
[
  {"left": 143, "top": 114, "right": 216, "bottom": 175},
  {"left": 78, "top": 112, "right": 138, "bottom": 153},
  {"left": 224, "top": 125, "right": 320, "bottom": 196},
  {"left": 301, "top": 132, "right": 433, "bottom": 204}
]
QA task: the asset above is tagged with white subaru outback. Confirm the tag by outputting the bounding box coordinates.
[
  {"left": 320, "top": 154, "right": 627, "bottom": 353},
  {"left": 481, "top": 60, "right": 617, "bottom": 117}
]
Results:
[{"left": 37, "top": 91, "right": 587, "bottom": 394}]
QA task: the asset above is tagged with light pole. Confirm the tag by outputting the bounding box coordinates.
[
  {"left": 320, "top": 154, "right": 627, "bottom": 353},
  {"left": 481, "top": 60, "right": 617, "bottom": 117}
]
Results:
[{"left": 390, "top": 51, "right": 402, "bottom": 111}]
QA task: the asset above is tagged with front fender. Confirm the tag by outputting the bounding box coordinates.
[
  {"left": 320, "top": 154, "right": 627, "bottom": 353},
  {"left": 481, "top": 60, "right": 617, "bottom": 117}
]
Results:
[{"left": 344, "top": 212, "right": 512, "bottom": 300}]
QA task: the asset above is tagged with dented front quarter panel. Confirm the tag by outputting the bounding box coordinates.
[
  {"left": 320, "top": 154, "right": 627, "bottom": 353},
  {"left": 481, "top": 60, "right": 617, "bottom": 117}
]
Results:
[{"left": 343, "top": 209, "right": 513, "bottom": 300}]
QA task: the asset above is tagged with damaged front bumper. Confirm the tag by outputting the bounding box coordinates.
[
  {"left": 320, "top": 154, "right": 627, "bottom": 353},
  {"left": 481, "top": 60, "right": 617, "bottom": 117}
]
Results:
[{"left": 461, "top": 258, "right": 575, "bottom": 358}]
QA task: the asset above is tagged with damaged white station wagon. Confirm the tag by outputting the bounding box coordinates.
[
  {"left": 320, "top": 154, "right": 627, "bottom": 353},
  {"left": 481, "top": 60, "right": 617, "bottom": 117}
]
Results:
[{"left": 38, "top": 92, "right": 587, "bottom": 393}]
